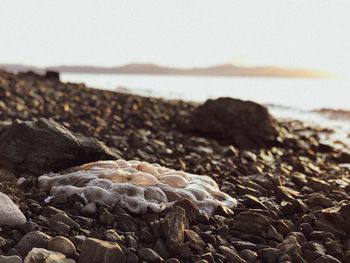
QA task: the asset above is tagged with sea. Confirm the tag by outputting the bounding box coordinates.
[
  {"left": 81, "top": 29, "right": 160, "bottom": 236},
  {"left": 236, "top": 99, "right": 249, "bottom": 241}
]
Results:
[{"left": 61, "top": 73, "right": 350, "bottom": 148}]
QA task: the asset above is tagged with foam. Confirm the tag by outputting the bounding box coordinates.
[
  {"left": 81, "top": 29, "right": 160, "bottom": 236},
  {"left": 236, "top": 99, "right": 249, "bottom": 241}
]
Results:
[{"left": 38, "top": 160, "right": 237, "bottom": 215}]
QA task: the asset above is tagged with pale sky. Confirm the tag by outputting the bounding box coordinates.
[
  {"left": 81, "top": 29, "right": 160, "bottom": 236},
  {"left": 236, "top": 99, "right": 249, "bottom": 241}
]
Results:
[{"left": 0, "top": 0, "right": 349, "bottom": 76}]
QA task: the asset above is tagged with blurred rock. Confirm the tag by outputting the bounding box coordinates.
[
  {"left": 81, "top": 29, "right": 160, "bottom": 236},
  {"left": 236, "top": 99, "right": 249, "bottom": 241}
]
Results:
[{"left": 187, "top": 97, "right": 279, "bottom": 148}]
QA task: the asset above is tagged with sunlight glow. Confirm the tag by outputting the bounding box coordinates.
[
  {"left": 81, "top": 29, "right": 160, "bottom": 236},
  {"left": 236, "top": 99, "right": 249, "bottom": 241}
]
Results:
[{"left": 0, "top": 0, "right": 349, "bottom": 77}]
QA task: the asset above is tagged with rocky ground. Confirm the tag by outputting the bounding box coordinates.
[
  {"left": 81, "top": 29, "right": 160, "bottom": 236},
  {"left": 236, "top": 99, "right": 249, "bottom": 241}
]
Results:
[{"left": 0, "top": 70, "right": 350, "bottom": 263}]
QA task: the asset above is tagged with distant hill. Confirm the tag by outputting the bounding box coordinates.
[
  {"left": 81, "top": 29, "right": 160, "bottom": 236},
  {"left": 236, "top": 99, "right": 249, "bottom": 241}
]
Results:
[{"left": 0, "top": 63, "right": 331, "bottom": 78}]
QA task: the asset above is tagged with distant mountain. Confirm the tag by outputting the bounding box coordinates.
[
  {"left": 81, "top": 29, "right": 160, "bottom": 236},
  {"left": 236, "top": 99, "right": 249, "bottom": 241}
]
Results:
[{"left": 0, "top": 63, "right": 331, "bottom": 78}]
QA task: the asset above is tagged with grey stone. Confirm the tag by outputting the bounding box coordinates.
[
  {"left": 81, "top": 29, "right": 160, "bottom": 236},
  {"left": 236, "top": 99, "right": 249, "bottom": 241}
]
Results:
[
  {"left": 0, "top": 118, "right": 117, "bottom": 175},
  {"left": 15, "top": 231, "right": 51, "bottom": 257},
  {"left": 0, "top": 192, "right": 26, "bottom": 227}
]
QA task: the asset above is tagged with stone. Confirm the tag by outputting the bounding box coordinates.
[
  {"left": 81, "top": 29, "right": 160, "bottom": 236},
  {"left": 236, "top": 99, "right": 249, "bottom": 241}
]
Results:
[
  {"left": 277, "top": 235, "right": 301, "bottom": 255},
  {"left": 48, "top": 213, "right": 79, "bottom": 234},
  {"left": 173, "top": 198, "right": 200, "bottom": 222},
  {"left": 291, "top": 253, "right": 308, "bottom": 263},
  {"left": 201, "top": 253, "right": 215, "bottom": 263},
  {"left": 0, "top": 118, "right": 117, "bottom": 175},
  {"left": 0, "top": 255, "right": 22, "bottom": 263},
  {"left": 303, "top": 242, "right": 326, "bottom": 261},
  {"left": 48, "top": 236, "right": 76, "bottom": 258},
  {"left": 78, "top": 238, "right": 125, "bottom": 263},
  {"left": 321, "top": 203, "right": 350, "bottom": 234},
  {"left": 80, "top": 203, "right": 97, "bottom": 216},
  {"left": 219, "top": 246, "right": 247, "bottom": 263},
  {"left": 0, "top": 192, "right": 26, "bottom": 227},
  {"left": 258, "top": 248, "right": 282, "bottom": 263},
  {"left": 115, "top": 213, "right": 138, "bottom": 232},
  {"left": 138, "top": 248, "right": 163, "bottom": 263},
  {"left": 184, "top": 229, "right": 206, "bottom": 251},
  {"left": 240, "top": 249, "right": 257, "bottom": 262},
  {"left": 69, "top": 236, "right": 86, "bottom": 252},
  {"left": 105, "top": 229, "right": 123, "bottom": 243},
  {"left": 44, "top": 71, "right": 60, "bottom": 80},
  {"left": 187, "top": 97, "right": 279, "bottom": 148},
  {"left": 15, "top": 231, "right": 51, "bottom": 257},
  {"left": 314, "top": 255, "right": 342, "bottom": 263},
  {"left": 153, "top": 239, "right": 169, "bottom": 259},
  {"left": 23, "top": 248, "right": 75, "bottom": 263},
  {"left": 231, "top": 211, "right": 283, "bottom": 242},
  {"left": 161, "top": 207, "right": 187, "bottom": 251},
  {"left": 0, "top": 168, "right": 16, "bottom": 182}
]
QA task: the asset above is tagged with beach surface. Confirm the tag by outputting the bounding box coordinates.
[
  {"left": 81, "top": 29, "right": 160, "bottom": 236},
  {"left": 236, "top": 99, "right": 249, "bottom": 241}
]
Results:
[{"left": 0, "top": 70, "right": 350, "bottom": 263}]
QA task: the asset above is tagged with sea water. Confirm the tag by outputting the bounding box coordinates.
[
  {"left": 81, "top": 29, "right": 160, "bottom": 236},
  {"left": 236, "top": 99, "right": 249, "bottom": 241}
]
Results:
[{"left": 61, "top": 73, "right": 350, "bottom": 147}]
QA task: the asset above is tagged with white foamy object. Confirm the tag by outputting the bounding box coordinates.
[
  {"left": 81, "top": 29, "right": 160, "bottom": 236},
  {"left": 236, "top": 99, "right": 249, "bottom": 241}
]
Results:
[{"left": 38, "top": 160, "right": 236, "bottom": 215}]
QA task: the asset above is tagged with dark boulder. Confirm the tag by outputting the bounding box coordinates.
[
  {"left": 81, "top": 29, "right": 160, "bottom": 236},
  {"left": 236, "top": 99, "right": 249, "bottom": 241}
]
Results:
[
  {"left": 187, "top": 97, "right": 279, "bottom": 148},
  {"left": 44, "top": 70, "right": 60, "bottom": 81},
  {"left": 0, "top": 118, "right": 118, "bottom": 175}
]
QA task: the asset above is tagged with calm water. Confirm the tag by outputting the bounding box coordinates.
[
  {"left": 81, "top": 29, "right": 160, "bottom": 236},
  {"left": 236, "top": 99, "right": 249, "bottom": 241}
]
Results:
[
  {"left": 61, "top": 73, "right": 350, "bottom": 110},
  {"left": 61, "top": 73, "right": 350, "bottom": 147}
]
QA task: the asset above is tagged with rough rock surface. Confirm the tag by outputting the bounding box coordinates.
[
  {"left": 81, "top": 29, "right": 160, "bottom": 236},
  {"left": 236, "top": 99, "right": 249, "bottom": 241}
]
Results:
[
  {"left": 0, "top": 255, "right": 23, "bottom": 263},
  {"left": 47, "top": 236, "right": 77, "bottom": 258},
  {"left": 161, "top": 207, "right": 188, "bottom": 252},
  {"left": 0, "top": 192, "right": 26, "bottom": 227},
  {"left": 0, "top": 118, "right": 118, "bottom": 175},
  {"left": 78, "top": 238, "right": 125, "bottom": 263},
  {"left": 24, "top": 248, "right": 75, "bottom": 263},
  {"left": 187, "top": 97, "right": 279, "bottom": 148},
  {"left": 15, "top": 231, "right": 51, "bottom": 257}
]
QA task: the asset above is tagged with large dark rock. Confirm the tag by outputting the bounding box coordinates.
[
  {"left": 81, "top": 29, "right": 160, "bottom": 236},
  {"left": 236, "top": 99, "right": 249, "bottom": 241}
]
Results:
[
  {"left": 0, "top": 118, "right": 118, "bottom": 175},
  {"left": 187, "top": 97, "right": 279, "bottom": 148},
  {"left": 44, "top": 70, "right": 60, "bottom": 80}
]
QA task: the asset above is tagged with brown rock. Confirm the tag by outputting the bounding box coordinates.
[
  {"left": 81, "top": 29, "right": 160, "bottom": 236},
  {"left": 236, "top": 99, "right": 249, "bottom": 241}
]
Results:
[
  {"left": 78, "top": 238, "right": 125, "bottom": 263},
  {"left": 24, "top": 248, "right": 75, "bottom": 263},
  {"left": 161, "top": 207, "right": 187, "bottom": 250}
]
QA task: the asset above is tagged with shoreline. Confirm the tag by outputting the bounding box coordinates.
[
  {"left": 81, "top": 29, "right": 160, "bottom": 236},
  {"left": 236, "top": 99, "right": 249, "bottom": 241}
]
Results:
[{"left": 0, "top": 70, "right": 350, "bottom": 262}]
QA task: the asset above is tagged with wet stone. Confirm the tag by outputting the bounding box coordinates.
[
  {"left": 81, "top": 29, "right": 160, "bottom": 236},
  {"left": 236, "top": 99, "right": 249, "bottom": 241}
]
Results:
[{"left": 15, "top": 231, "right": 51, "bottom": 257}]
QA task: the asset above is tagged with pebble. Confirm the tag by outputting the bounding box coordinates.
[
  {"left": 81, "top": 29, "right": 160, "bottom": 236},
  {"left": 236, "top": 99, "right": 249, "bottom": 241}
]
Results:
[
  {"left": 47, "top": 236, "right": 76, "bottom": 258},
  {"left": 15, "top": 231, "right": 51, "bottom": 257},
  {"left": 23, "top": 248, "right": 75, "bottom": 263},
  {"left": 138, "top": 248, "right": 163, "bottom": 263},
  {"left": 0, "top": 193, "right": 26, "bottom": 227},
  {"left": 0, "top": 255, "right": 23, "bottom": 263},
  {"left": 78, "top": 238, "right": 125, "bottom": 263},
  {"left": 161, "top": 207, "right": 187, "bottom": 251},
  {"left": 48, "top": 213, "right": 79, "bottom": 234}
]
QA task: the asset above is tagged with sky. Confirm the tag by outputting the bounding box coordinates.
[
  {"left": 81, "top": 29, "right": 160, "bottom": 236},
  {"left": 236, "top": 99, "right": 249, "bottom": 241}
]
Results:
[{"left": 0, "top": 0, "right": 349, "bottom": 76}]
